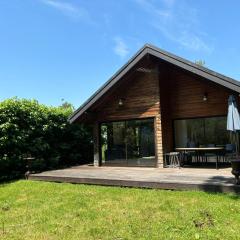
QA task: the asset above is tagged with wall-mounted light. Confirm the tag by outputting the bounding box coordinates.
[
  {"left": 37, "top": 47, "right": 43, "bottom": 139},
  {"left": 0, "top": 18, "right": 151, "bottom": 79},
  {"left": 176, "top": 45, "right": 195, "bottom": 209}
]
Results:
[
  {"left": 118, "top": 98, "right": 124, "bottom": 106},
  {"left": 203, "top": 92, "right": 208, "bottom": 101}
]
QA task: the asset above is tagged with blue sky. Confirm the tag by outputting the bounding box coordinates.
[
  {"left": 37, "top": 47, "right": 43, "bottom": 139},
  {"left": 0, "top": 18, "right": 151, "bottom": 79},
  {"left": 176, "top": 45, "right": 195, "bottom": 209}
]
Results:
[{"left": 0, "top": 0, "right": 240, "bottom": 108}]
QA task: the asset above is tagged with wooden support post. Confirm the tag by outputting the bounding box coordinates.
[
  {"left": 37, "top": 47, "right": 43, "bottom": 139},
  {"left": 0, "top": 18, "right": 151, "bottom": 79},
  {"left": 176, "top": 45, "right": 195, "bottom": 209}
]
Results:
[
  {"left": 155, "top": 114, "right": 164, "bottom": 167},
  {"left": 93, "top": 122, "right": 100, "bottom": 167},
  {"left": 155, "top": 64, "right": 164, "bottom": 168}
]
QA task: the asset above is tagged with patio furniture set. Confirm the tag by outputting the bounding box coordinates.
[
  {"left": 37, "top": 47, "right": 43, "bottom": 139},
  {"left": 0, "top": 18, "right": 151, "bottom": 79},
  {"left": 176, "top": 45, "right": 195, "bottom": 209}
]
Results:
[{"left": 163, "top": 144, "right": 236, "bottom": 169}]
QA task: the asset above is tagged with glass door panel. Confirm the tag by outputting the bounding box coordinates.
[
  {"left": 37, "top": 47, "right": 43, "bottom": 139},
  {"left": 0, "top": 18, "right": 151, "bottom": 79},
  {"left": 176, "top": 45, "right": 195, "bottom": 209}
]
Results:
[
  {"left": 100, "top": 118, "right": 155, "bottom": 167},
  {"left": 126, "top": 119, "right": 155, "bottom": 166},
  {"left": 101, "top": 121, "right": 126, "bottom": 166}
]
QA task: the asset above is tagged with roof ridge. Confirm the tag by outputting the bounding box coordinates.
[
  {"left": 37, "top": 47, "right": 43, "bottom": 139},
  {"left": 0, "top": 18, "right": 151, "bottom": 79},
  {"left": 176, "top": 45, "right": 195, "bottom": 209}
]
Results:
[
  {"left": 69, "top": 44, "right": 240, "bottom": 123},
  {"left": 144, "top": 44, "right": 240, "bottom": 86}
]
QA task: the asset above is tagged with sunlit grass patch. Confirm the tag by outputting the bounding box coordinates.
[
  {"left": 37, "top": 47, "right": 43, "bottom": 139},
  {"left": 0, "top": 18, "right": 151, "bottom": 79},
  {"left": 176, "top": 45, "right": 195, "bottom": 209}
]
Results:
[{"left": 0, "top": 180, "right": 239, "bottom": 239}]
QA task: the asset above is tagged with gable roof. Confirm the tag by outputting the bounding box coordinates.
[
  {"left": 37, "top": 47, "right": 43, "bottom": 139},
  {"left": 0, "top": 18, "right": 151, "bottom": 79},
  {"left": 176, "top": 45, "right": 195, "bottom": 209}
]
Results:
[{"left": 69, "top": 44, "right": 240, "bottom": 123}]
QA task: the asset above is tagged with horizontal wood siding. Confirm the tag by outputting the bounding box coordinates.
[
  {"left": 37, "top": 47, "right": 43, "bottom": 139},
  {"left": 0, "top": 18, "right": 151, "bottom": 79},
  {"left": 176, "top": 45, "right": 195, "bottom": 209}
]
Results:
[
  {"left": 170, "top": 72, "right": 233, "bottom": 119},
  {"left": 92, "top": 69, "right": 163, "bottom": 167},
  {"left": 81, "top": 60, "right": 238, "bottom": 166},
  {"left": 160, "top": 65, "right": 237, "bottom": 154},
  {"left": 159, "top": 64, "right": 173, "bottom": 153},
  {"left": 96, "top": 72, "right": 160, "bottom": 121}
]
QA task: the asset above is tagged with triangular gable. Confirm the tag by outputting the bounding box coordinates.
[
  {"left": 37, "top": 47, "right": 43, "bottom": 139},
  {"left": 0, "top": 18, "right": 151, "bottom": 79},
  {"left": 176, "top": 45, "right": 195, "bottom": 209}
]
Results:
[{"left": 69, "top": 44, "right": 240, "bottom": 123}]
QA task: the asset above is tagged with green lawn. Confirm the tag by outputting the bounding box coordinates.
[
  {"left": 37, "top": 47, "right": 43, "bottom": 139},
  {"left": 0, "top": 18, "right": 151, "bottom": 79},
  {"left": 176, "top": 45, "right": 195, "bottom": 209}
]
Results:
[{"left": 0, "top": 181, "right": 240, "bottom": 240}]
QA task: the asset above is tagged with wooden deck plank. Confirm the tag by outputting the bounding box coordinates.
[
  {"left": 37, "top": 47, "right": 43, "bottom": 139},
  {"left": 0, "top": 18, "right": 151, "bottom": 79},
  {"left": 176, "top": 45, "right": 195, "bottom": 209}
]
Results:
[{"left": 29, "top": 166, "right": 240, "bottom": 193}]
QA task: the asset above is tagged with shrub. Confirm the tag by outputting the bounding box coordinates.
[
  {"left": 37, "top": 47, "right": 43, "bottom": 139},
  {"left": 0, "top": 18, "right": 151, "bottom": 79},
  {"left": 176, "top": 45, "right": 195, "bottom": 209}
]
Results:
[{"left": 0, "top": 98, "right": 93, "bottom": 180}]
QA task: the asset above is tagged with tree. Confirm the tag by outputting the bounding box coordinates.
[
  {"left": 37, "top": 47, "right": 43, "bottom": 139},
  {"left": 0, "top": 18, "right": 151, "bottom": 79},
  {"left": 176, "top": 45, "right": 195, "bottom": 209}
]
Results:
[
  {"left": 195, "top": 60, "right": 205, "bottom": 66},
  {"left": 59, "top": 99, "right": 75, "bottom": 112},
  {"left": 0, "top": 97, "right": 92, "bottom": 180}
]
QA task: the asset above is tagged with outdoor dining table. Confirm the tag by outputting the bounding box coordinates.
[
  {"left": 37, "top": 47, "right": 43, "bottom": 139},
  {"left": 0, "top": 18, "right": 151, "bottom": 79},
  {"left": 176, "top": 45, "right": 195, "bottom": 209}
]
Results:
[{"left": 175, "top": 147, "right": 225, "bottom": 169}]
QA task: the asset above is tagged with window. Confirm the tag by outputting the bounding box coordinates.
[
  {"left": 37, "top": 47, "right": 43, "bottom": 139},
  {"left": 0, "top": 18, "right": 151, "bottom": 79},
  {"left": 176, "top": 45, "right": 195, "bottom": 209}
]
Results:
[{"left": 174, "top": 116, "right": 229, "bottom": 147}]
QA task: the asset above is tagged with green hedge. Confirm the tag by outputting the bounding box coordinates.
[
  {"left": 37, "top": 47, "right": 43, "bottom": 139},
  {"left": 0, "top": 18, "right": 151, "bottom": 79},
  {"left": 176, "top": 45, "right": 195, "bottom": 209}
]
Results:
[{"left": 0, "top": 98, "right": 93, "bottom": 180}]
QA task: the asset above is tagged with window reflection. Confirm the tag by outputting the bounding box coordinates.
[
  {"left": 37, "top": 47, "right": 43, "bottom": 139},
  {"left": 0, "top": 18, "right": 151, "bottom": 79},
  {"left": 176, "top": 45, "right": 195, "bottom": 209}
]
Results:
[
  {"left": 100, "top": 118, "right": 155, "bottom": 167},
  {"left": 174, "top": 116, "right": 229, "bottom": 147}
]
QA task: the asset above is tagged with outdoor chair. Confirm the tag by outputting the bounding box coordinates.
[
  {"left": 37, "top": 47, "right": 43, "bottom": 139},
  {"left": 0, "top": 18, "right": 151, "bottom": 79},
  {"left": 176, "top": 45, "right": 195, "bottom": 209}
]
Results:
[
  {"left": 163, "top": 152, "right": 181, "bottom": 168},
  {"left": 185, "top": 142, "right": 197, "bottom": 164},
  {"left": 204, "top": 144, "right": 216, "bottom": 163},
  {"left": 223, "top": 144, "right": 236, "bottom": 162},
  {"left": 215, "top": 145, "right": 227, "bottom": 163},
  {"left": 196, "top": 144, "right": 207, "bottom": 163}
]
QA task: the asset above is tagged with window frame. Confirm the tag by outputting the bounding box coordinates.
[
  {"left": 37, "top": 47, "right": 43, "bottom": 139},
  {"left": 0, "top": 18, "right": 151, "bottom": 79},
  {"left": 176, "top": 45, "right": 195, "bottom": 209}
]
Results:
[{"left": 173, "top": 115, "right": 228, "bottom": 148}]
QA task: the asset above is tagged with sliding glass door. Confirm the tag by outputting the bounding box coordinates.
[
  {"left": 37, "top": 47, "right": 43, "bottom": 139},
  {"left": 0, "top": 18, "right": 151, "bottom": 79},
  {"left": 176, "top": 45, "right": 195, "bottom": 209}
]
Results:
[
  {"left": 101, "top": 121, "right": 127, "bottom": 165},
  {"left": 100, "top": 118, "right": 155, "bottom": 167}
]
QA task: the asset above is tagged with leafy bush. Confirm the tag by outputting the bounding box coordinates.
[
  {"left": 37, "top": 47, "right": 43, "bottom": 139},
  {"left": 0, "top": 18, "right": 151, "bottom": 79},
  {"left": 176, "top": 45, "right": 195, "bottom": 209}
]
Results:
[{"left": 0, "top": 98, "right": 93, "bottom": 180}]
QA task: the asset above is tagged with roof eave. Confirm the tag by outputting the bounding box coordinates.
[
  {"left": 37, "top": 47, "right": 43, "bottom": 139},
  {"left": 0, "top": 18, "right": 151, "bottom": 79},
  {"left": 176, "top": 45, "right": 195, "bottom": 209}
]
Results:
[
  {"left": 69, "top": 45, "right": 150, "bottom": 123},
  {"left": 69, "top": 44, "right": 240, "bottom": 123}
]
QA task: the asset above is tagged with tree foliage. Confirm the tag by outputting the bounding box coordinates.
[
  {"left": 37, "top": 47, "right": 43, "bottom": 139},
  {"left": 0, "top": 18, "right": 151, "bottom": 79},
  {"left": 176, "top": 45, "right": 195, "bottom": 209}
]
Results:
[
  {"left": 195, "top": 59, "right": 206, "bottom": 66},
  {"left": 0, "top": 98, "right": 92, "bottom": 180}
]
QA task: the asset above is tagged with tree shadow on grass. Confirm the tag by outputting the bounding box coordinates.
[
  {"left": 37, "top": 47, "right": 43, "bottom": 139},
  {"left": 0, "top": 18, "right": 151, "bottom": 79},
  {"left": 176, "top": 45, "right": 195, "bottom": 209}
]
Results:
[
  {"left": 0, "top": 178, "right": 23, "bottom": 188},
  {"left": 200, "top": 175, "right": 240, "bottom": 198}
]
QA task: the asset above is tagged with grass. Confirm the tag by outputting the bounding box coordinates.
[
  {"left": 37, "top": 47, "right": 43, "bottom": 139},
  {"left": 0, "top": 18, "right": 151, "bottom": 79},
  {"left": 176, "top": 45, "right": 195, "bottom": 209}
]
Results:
[{"left": 0, "top": 181, "right": 240, "bottom": 240}]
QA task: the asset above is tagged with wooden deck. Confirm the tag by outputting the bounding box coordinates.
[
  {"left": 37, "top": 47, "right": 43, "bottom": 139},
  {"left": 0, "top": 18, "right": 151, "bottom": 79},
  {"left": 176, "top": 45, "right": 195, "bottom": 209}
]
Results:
[{"left": 29, "top": 165, "right": 240, "bottom": 193}]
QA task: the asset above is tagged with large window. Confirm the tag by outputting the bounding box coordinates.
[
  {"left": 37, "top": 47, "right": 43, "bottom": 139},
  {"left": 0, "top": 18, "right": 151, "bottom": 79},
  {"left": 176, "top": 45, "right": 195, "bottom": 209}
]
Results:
[
  {"left": 174, "top": 116, "right": 229, "bottom": 147},
  {"left": 100, "top": 118, "right": 155, "bottom": 167}
]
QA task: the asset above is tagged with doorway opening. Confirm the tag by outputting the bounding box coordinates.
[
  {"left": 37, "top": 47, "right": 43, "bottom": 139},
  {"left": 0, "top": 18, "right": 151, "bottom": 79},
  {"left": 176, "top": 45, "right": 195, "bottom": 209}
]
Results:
[{"left": 100, "top": 118, "right": 156, "bottom": 167}]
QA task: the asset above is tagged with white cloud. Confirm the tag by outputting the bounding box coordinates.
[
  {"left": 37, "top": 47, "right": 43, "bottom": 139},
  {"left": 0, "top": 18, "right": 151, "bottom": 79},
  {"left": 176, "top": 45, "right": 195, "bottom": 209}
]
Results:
[
  {"left": 113, "top": 37, "right": 129, "bottom": 58},
  {"left": 178, "top": 32, "right": 212, "bottom": 52},
  {"left": 41, "top": 0, "right": 90, "bottom": 21},
  {"left": 135, "top": 0, "right": 213, "bottom": 53},
  {"left": 161, "top": 0, "right": 175, "bottom": 8}
]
